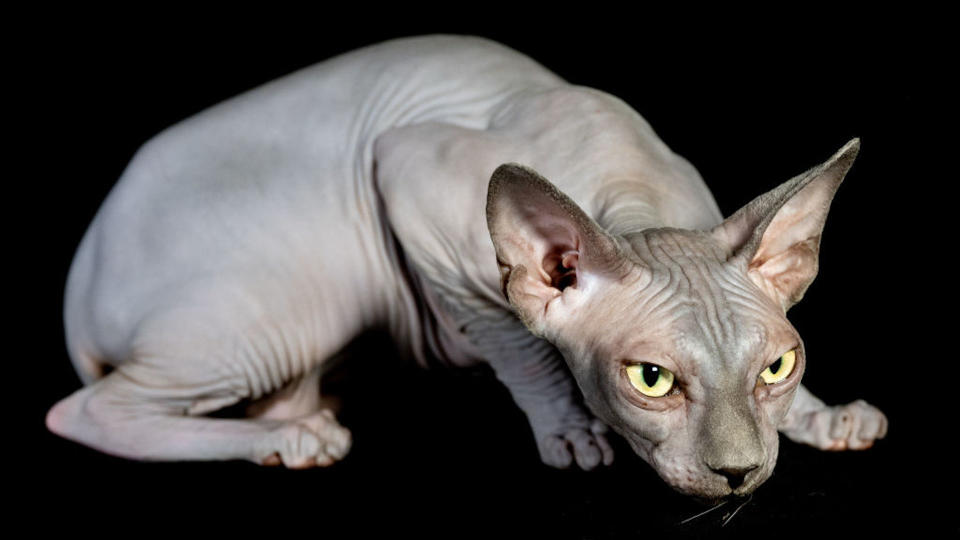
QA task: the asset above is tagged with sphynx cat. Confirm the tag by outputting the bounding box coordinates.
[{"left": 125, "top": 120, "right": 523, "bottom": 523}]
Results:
[{"left": 46, "top": 35, "right": 886, "bottom": 500}]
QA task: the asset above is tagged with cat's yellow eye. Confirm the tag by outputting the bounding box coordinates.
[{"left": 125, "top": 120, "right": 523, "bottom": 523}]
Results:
[
  {"left": 759, "top": 349, "right": 796, "bottom": 385},
  {"left": 626, "top": 363, "right": 675, "bottom": 397}
]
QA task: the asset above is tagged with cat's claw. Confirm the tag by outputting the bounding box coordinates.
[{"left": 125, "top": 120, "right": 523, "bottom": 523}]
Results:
[
  {"left": 537, "top": 418, "right": 615, "bottom": 470},
  {"left": 783, "top": 399, "right": 888, "bottom": 451}
]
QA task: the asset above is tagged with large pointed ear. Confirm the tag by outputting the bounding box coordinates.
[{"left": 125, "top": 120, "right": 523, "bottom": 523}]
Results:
[
  {"left": 711, "top": 138, "right": 861, "bottom": 311},
  {"left": 486, "top": 163, "right": 625, "bottom": 335}
]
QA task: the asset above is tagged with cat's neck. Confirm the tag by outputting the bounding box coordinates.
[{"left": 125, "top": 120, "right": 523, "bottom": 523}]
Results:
[{"left": 590, "top": 176, "right": 668, "bottom": 236}]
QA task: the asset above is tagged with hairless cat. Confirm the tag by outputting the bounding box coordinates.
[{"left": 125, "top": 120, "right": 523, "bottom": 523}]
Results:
[{"left": 46, "top": 34, "right": 886, "bottom": 501}]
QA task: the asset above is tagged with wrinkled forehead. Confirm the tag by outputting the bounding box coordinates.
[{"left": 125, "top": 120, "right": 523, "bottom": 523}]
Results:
[
  {"left": 622, "top": 227, "right": 729, "bottom": 270},
  {"left": 603, "top": 229, "right": 792, "bottom": 363},
  {"left": 605, "top": 292, "right": 776, "bottom": 368}
]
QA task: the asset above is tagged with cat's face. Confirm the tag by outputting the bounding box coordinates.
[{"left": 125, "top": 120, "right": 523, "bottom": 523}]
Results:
[
  {"left": 549, "top": 228, "right": 804, "bottom": 499},
  {"left": 486, "top": 139, "right": 859, "bottom": 500}
]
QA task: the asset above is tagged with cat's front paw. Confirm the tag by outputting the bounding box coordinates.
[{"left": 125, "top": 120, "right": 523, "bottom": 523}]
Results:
[
  {"left": 535, "top": 418, "right": 615, "bottom": 470},
  {"left": 783, "top": 399, "right": 888, "bottom": 451}
]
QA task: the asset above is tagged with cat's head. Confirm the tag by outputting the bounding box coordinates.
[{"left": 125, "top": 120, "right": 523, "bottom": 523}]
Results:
[{"left": 486, "top": 139, "right": 859, "bottom": 500}]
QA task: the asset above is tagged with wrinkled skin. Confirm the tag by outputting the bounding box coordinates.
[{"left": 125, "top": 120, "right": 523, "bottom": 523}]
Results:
[
  {"left": 546, "top": 229, "right": 802, "bottom": 499},
  {"left": 45, "top": 36, "right": 886, "bottom": 501},
  {"left": 486, "top": 140, "right": 888, "bottom": 499}
]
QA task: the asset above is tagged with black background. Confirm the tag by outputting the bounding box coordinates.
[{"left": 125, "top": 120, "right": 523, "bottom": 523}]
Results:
[{"left": 21, "top": 11, "right": 947, "bottom": 538}]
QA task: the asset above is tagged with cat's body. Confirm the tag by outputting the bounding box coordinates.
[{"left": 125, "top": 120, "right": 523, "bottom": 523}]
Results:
[{"left": 46, "top": 35, "right": 886, "bottom": 499}]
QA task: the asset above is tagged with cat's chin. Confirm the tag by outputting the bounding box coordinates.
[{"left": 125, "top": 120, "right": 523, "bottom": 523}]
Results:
[{"left": 675, "top": 484, "right": 734, "bottom": 504}]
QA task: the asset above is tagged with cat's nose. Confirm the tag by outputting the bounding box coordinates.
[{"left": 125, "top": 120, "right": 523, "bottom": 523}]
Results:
[{"left": 710, "top": 465, "right": 757, "bottom": 490}]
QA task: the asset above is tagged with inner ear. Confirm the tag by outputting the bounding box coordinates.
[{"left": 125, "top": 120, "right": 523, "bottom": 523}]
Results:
[
  {"left": 486, "top": 162, "right": 624, "bottom": 302},
  {"left": 710, "top": 138, "right": 860, "bottom": 310},
  {"left": 544, "top": 250, "right": 580, "bottom": 291}
]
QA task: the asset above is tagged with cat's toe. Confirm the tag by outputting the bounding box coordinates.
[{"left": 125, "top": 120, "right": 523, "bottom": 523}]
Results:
[
  {"left": 537, "top": 421, "right": 615, "bottom": 470},
  {"left": 590, "top": 419, "right": 615, "bottom": 466},
  {"left": 255, "top": 410, "right": 352, "bottom": 468},
  {"left": 541, "top": 433, "right": 575, "bottom": 468},
  {"left": 567, "top": 428, "right": 604, "bottom": 470},
  {"left": 831, "top": 400, "right": 887, "bottom": 451}
]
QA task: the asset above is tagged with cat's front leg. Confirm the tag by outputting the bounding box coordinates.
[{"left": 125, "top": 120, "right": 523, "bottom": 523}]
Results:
[
  {"left": 779, "top": 384, "right": 888, "bottom": 450},
  {"left": 470, "top": 317, "right": 615, "bottom": 470}
]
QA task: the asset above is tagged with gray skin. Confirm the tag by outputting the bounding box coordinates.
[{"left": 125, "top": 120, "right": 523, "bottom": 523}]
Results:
[
  {"left": 45, "top": 35, "right": 886, "bottom": 501},
  {"left": 486, "top": 140, "right": 885, "bottom": 499}
]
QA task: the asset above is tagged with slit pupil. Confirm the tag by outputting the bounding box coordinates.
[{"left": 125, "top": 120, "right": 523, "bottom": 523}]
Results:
[
  {"left": 769, "top": 358, "right": 782, "bottom": 374},
  {"left": 642, "top": 365, "right": 660, "bottom": 387}
]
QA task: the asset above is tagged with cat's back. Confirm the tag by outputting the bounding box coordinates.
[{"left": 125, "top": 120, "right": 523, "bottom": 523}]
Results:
[{"left": 62, "top": 35, "right": 566, "bottom": 374}]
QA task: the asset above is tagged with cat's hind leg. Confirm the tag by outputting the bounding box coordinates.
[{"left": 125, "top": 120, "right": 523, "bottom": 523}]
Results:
[
  {"left": 45, "top": 360, "right": 352, "bottom": 468},
  {"left": 47, "top": 299, "right": 354, "bottom": 468},
  {"left": 779, "top": 384, "right": 888, "bottom": 451}
]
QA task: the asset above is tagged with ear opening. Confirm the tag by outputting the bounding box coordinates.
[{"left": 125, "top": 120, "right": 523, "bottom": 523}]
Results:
[{"left": 544, "top": 250, "right": 580, "bottom": 291}]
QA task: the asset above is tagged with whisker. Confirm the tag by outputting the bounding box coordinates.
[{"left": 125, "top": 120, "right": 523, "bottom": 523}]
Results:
[
  {"left": 679, "top": 500, "right": 729, "bottom": 525},
  {"left": 721, "top": 494, "right": 753, "bottom": 527}
]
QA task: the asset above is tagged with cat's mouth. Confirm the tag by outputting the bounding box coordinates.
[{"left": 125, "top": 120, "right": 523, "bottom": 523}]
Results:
[
  {"left": 666, "top": 465, "right": 767, "bottom": 503},
  {"left": 692, "top": 490, "right": 747, "bottom": 506}
]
